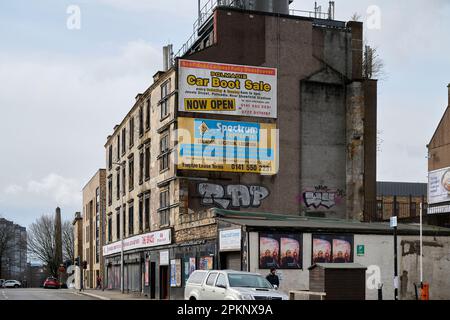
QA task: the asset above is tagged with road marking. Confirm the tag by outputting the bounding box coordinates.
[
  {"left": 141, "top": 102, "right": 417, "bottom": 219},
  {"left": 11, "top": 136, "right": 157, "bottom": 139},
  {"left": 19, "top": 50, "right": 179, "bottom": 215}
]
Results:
[{"left": 1, "top": 290, "right": 8, "bottom": 300}]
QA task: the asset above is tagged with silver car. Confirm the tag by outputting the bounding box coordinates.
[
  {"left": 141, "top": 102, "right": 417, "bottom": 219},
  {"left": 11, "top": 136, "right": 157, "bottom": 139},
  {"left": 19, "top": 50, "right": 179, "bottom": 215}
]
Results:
[
  {"left": 2, "top": 280, "right": 21, "bottom": 288},
  {"left": 185, "top": 270, "right": 288, "bottom": 300}
]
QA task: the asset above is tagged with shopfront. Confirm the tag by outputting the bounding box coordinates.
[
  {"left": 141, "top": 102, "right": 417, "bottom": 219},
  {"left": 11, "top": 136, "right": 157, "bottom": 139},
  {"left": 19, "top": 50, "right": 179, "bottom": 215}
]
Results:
[{"left": 103, "top": 229, "right": 172, "bottom": 294}]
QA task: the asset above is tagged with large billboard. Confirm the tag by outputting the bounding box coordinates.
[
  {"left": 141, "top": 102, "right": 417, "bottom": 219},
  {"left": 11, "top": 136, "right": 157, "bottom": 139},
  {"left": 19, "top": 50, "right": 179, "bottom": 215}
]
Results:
[
  {"left": 178, "top": 59, "right": 277, "bottom": 118},
  {"left": 177, "top": 117, "right": 278, "bottom": 175},
  {"left": 428, "top": 167, "right": 450, "bottom": 205}
]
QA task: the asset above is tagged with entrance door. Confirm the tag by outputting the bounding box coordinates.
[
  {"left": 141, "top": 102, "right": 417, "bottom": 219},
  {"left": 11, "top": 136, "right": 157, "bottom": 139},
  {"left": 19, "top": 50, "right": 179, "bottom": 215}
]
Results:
[
  {"left": 150, "top": 262, "right": 156, "bottom": 299},
  {"left": 159, "top": 266, "right": 169, "bottom": 300},
  {"left": 220, "top": 252, "right": 241, "bottom": 271}
]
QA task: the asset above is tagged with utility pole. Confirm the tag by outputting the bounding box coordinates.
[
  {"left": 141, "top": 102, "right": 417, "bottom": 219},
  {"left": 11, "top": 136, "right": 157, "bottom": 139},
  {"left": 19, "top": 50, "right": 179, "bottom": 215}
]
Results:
[
  {"left": 391, "top": 196, "right": 399, "bottom": 300},
  {"left": 113, "top": 161, "right": 125, "bottom": 294}
]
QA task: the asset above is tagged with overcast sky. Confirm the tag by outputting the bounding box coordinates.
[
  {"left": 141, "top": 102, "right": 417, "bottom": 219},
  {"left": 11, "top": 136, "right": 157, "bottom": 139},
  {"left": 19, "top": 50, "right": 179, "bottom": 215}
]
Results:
[{"left": 0, "top": 0, "right": 449, "bottom": 228}]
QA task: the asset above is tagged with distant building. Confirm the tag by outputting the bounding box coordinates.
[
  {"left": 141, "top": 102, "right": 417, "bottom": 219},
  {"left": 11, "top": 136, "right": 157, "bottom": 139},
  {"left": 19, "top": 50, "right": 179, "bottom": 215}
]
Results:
[
  {"left": 0, "top": 218, "right": 27, "bottom": 281},
  {"left": 374, "top": 181, "right": 427, "bottom": 223},
  {"left": 427, "top": 84, "right": 450, "bottom": 227},
  {"left": 25, "top": 263, "right": 47, "bottom": 288}
]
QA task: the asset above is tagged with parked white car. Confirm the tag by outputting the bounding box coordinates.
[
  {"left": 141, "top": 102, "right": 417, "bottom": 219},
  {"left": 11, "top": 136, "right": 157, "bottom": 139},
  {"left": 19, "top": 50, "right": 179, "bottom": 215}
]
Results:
[
  {"left": 185, "top": 270, "right": 288, "bottom": 300},
  {"left": 2, "top": 280, "right": 22, "bottom": 288}
]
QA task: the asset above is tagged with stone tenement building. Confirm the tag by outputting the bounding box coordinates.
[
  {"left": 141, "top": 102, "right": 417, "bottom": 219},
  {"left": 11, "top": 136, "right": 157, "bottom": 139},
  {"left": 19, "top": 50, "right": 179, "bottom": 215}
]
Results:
[
  {"left": 102, "top": 2, "right": 377, "bottom": 299},
  {"left": 81, "top": 169, "right": 106, "bottom": 288}
]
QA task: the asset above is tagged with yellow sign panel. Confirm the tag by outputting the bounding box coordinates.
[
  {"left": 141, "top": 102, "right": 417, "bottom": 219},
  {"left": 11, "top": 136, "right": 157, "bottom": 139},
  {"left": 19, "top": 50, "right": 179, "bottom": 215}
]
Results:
[
  {"left": 177, "top": 117, "right": 278, "bottom": 175},
  {"left": 184, "top": 98, "right": 236, "bottom": 112}
]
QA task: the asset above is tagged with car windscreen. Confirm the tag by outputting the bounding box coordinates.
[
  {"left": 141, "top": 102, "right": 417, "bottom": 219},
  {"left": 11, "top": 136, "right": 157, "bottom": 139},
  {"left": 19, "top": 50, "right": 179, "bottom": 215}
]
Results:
[{"left": 227, "top": 274, "right": 273, "bottom": 289}]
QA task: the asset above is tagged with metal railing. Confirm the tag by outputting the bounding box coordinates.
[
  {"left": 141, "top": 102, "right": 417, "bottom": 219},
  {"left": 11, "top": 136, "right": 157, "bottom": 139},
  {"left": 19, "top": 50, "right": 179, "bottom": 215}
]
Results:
[
  {"left": 364, "top": 199, "right": 428, "bottom": 222},
  {"left": 173, "top": 0, "right": 339, "bottom": 60}
]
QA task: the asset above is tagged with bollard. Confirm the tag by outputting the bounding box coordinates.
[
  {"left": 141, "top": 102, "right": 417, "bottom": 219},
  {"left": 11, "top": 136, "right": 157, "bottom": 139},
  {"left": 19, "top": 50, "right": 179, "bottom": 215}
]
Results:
[{"left": 421, "top": 283, "right": 429, "bottom": 301}]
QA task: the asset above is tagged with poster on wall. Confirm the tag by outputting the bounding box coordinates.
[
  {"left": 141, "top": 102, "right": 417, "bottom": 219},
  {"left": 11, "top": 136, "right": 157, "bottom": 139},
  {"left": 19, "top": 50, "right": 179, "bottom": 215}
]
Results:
[
  {"left": 177, "top": 117, "right": 278, "bottom": 175},
  {"left": 428, "top": 167, "right": 450, "bottom": 205},
  {"left": 170, "top": 259, "right": 182, "bottom": 287},
  {"left": 144, "top": 260, "right": 149, "bottom": 286},
  {"left": 198, "top": 257, "right": 214, "bottom": 270},
  {"left": 178, "top": 59, "right": 277, "bottom": 118},
  {"left": 183, "top": 257, "right": 197, "bottom": 285},
  {"left": 312, "top": 234, "right": 354, "bottom": 264},
  {"left": 259, "top": 233, "right": 303, "bottom": 269}
]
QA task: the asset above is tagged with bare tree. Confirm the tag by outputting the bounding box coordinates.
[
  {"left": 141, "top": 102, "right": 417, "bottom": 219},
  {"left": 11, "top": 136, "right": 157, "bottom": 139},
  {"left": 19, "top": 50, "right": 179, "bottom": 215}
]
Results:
[
  {"left": 0, "top": 218, "right": 15, "bottom": 279},
  {"left": 350, "top": 12, "right": 362, "bottom": 21},
  {"left": 28, "top": 215, "right": 58, "bottom": 277},
  {"left": 363, "top": 44, "right": 387, "bottom": 81},
  {"left": 62, "top": 221, "right": 74, "bottom": 263}
]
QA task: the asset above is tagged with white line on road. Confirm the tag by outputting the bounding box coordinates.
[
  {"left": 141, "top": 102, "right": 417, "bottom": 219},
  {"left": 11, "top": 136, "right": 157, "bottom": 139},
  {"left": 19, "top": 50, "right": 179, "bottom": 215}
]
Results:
[{"left": 1, "top": 290, "right": 8, "bottom": 300}]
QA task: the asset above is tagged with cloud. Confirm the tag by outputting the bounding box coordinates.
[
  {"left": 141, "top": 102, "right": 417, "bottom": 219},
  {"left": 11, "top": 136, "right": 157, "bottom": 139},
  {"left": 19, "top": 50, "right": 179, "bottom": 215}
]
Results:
[
  {"left": 0, "top": 40, "right": 162, "bottom": 227},
  {"left": 26, "top": 174, "right": 82, "bottom": 207}
]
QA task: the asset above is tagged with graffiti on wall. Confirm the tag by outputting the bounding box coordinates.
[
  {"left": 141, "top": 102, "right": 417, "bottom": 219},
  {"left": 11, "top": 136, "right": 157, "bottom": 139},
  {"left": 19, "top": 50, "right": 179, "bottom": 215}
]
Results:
[
  {"left": 198, "top": 183, "right": 269, "bottom": 209},
  {"left": 299, "top": 185, "right": 345, "bottom": 209}
]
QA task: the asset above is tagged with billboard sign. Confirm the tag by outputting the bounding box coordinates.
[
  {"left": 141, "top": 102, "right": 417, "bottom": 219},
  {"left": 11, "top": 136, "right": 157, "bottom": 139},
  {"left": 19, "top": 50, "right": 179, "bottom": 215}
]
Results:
[
  {"left": 178, "top": 59, "right": 277, "bottom": 118},
  {"left": 428, "top": 167, "right": 450, "bottom": 205},
  {"left": 177, "top": 117, "right": 278, "bottom": 175}
]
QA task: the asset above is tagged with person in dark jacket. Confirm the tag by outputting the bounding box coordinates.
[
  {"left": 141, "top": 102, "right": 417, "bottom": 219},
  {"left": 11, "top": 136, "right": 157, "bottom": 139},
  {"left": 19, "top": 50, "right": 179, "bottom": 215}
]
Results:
[{"left": 266, "top": 268, "right": 280, "bottom": 288}]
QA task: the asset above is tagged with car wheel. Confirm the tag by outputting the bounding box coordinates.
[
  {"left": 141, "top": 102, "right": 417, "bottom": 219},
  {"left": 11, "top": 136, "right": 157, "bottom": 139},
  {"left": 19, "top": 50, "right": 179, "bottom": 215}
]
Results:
[
  {"left": 189, "top": 296, "right": 197, "bottom": 301},
  {"left": 14, "top": 285, "right": 19, "bottom": 288}
]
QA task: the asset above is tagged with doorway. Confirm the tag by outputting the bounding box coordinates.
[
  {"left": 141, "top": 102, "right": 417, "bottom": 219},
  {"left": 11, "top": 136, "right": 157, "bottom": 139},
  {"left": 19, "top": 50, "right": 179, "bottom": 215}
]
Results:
[
  {"left": 150, "top": 262, "right": 156, "bottom": 299},
  {"left": 159, "top": 266, "right": 169, "bottom": 300}
]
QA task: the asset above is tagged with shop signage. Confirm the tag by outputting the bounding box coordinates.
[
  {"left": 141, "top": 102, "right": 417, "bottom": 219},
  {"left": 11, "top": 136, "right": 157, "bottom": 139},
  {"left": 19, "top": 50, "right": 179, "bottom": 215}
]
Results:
[
  {"left": 219, "top": 229, "right": 242, "bottom": 251},
  {"left": 177, "top": 117, "right": 278, "bottom": 175},
  {"left": 357, "top": 245, "right": 365, "bottom": 256},
  {"left": 428, "top": 167, "right": 450, "bottom": 205},
  {"left": 160, "top": 251, "right": 169, "bottom": 266},
  {"left": 102, "top": 229, "right": 171, "bottom": 257},
  {"left": 178, "top": 59, "right": 277, "bottom": 118}
]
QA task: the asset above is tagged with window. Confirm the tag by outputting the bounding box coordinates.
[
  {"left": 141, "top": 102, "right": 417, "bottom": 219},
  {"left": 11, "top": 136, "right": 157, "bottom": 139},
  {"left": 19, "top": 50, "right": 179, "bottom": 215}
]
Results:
[
  {"left": 145, "top": 98, "right": 151, "bottom": 130},
  {"left": 121, "top": 128, "right": 126, "bottom": 155},
  {"left": 139, "top": 106, "right": 144, "bottom": 136},
  {"left": 128, "top": 155, "right": 134, "bottom": 191},
  {"left": 116, "top": 209, "right": 120, "bottom": 240},
  {"left": 117, "top": 135, "right": 120, "bottom": 160},
  {"left": 206, "top": 273, "right": 218, "bottom": 286},
  {"left": 145, "top": 144, "right": 151, "bottom": 180},
  {"left": 159, "top": 188, "right": 170, "bottom": 226},
  {"left": 121, "top": 165, "right": 126, "bottom": 196},
  {"left": 144, "top": 193, "right": 150, "bottom": 230},
  {"left": 96, "top": 188, "right": 100, "bottom": 214},
  {"left": 122, "top": 205, "right": 126, "bottom": 238},
  {"left": 160, "top": 133, "right": 170, "bottom": 171},
  {"left": 160, "top": 81, "right": 170, "bottom": 119},
  {"left": 108, "top": 216, "right": 112, "bottom": 242},
  {"left": 138, "top": 197, "right": 143, "bottom": 232},
  {"left": 216, "top": 274, "right": 227, "bottom": 288},
  {"left": 116, "top": 170, "right": 120, "bottom": 200},
  {"left": 129, "top": 117, "right": 134, "bottom": 148},
  {"left": 128, "top": 202, "right": 134, "bottom": 236},
  {"left": 139, "top": 150, "right": 144, "bottom": 184},
  {"left": 108, "top": 145, "right": 112, "bottom": 170},
  {"left": 108, "top": 177, "right": 112, "bottom": 206}
]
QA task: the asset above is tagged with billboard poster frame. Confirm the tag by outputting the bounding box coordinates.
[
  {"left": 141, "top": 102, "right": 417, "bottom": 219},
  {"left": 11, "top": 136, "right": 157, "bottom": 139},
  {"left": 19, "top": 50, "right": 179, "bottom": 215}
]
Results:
[
  {"left": 311, "top": 234, "right": 354, "bottom": 264},
  {"left": 259, "top": 233, "right": 303, "bottom": 270},
  {"left": 178, "top": 59, "right": 277, "bottom": 118}
]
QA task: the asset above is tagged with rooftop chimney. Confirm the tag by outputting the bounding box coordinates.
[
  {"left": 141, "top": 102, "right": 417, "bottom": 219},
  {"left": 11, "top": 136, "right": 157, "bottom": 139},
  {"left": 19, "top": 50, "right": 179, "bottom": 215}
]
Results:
[
  {"left": 448, "top": 83, "right": 450, "bottom": 106},
  {"left": 163, "top": 44, "right": 173, "bottom": 71}
]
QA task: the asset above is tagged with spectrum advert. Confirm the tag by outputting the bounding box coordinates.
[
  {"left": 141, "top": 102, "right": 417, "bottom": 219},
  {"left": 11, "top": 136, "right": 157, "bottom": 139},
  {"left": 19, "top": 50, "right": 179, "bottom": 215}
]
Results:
[
  {"left": 178, "top": 59, "right": 277, "bottom": 118},
  {"left": 177, "top": 117, "right": 278, "bottom": 175}
]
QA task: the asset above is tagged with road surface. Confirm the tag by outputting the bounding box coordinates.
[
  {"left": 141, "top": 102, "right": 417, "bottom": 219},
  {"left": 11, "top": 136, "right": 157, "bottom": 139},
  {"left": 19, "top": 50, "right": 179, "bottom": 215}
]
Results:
[{"left": 0, "top": 288, "right": 97, "bottom": 300}]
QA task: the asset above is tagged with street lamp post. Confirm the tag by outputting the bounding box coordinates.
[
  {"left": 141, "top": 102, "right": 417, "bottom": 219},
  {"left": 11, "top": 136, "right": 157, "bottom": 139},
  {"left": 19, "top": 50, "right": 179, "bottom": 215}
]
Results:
[{"left": 113, "top": 161, "right": 125, "bottom": 294}]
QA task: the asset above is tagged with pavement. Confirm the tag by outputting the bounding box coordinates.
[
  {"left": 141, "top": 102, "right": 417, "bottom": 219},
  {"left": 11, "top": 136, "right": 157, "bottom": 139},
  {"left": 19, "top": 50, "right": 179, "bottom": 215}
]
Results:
[
  {"left": 74, "top": 288, "right": 149, "bottom": 300},
  {"left": 0, "top": 288, "right": 97, "bottom": 300}
]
